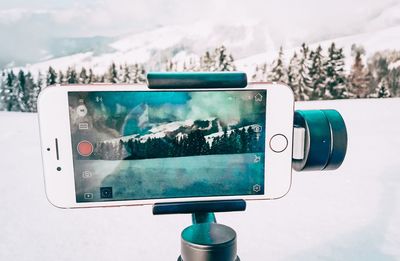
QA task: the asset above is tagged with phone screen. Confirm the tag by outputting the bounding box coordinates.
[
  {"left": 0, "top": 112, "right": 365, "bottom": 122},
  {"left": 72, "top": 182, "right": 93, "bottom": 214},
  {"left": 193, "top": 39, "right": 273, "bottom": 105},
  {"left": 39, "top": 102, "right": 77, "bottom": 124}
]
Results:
[{"left": 67, "top": 90, "right": 266, "bottom": 202}]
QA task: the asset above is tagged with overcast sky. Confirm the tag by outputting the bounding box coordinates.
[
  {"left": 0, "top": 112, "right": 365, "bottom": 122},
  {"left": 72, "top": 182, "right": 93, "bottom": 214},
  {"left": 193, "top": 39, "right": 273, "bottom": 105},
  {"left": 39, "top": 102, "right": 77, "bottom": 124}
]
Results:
[
  {"left": 0, "top": 0, "right": 398, "bottom": 37},
  {"left": 0, "top": 0, "right": 399, "bottom": 66}
]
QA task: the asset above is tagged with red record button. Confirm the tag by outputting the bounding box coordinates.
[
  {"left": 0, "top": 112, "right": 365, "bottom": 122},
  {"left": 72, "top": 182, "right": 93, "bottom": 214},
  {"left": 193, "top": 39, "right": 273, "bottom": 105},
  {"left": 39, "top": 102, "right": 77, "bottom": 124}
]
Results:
[{"left": 77, "top": 140, "right": 93, "bottom": 156}]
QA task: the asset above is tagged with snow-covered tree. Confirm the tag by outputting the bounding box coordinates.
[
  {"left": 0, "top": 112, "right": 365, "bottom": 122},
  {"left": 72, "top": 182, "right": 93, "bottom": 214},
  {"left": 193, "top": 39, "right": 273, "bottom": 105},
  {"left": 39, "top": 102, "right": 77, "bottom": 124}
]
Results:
[
  {"left": 212, "top": 45, "right": 236, "bottom": 71},
  {"left": 37, "top": 71, "right": 45, "bottom": 90},
  {"left": 165, "top": 59, "right": 178, "bottom": 72},
  {"left": 46, "top": 66, "right": 57, "bottom": 87},
  {"left": 308, "top": 45, "right": 326, "bottom": 99},
  {"left": 107, "top": 62, "right": 119, "bottom": 83},
  {"left": 8, "top": 70, "right": 28, "bottom": 112},
  {"left": 287, "top": 51, "right": 309, "bottom": 100},
  {"left": 66, "top": 67, "right": 78, "bottom": 84},
  {"left": 294, "top": 43, "right": 313, "bottom": 100},
  {"left": 121, "top": 64, "right": 130, "bottom": 83},
  {"left": 1, "top": 71, "right": 17, "bottom": 111},
  {"left": 79, "top": 67, "right": 88, "bottom": 84},
  {"left": 348, "top": 44, "right": 370, "bottom": 98},
  {"left": 269, "top": 46, "right": 287, "bottom": 83},
  {"left": 251, "top": 63, "right": 268, "bottom": 82},
  {"left": 88, "top": 69, "right": 96, "bottom": 83},
  {"left": 324, "top": 42, "right": 348, "bottom": 99},
  {"left": 387, "top": 68, "right": 400, "bottom": 97},
  {"left": 58, "top": 70, "right": 65, "bottom": 84},
  {"left": 129, "top": 64, "right": 146, "bottom": 83},
  {"left": 287, "top": 52, "right": 299, "bottom": 93},
  {"left": 200, "top": 51, "right": 214, "bottom": 71},
  {"left": 0, "top": 71, "right": 7, "bottom": 111},
  {"left": 25, "top": 72, "right": 40, "bottom": 112},
  {"left": 369, "top": 77, "right": 391, "bottom": 98},
  {"left": 118, "top": 64, "right": 125, "bottom": 83}
]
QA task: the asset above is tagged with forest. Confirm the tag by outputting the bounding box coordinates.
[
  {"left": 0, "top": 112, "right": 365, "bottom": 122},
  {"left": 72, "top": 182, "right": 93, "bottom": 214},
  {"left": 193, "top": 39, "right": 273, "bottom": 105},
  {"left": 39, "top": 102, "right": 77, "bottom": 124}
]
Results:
[
  {"left": 89, "top": 126, "right": 264, "bottom": 161},
  {"left": 1, "top": 43, "right": 399, "bottom": 112}
]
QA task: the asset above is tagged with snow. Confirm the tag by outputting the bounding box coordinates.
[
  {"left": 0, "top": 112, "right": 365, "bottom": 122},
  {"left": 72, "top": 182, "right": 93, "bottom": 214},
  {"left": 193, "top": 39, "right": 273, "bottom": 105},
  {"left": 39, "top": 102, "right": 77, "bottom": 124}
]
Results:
[{"left": 1, "top": 98, "right": 400, "bottom": 260}]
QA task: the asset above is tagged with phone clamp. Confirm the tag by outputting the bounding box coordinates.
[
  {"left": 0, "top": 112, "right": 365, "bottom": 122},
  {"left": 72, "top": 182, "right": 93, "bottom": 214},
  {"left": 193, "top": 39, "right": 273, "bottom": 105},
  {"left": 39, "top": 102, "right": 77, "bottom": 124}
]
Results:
[{"left": 153, "top": 200, "right": 246, "bottom": 261}]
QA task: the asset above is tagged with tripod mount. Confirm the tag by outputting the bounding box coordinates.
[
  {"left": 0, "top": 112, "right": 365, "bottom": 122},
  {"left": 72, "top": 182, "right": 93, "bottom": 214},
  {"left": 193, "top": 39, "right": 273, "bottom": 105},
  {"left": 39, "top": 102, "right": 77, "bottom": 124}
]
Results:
[{"left": 147, "top": 72, "right": 348, "bottom": 261}]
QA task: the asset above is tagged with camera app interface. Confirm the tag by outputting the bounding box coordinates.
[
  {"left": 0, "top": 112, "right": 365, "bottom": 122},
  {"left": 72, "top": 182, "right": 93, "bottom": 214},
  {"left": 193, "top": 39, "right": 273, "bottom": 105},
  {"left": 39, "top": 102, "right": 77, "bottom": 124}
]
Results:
[{"left": 68, "top": 90, "right": 266, "bottom": 202}]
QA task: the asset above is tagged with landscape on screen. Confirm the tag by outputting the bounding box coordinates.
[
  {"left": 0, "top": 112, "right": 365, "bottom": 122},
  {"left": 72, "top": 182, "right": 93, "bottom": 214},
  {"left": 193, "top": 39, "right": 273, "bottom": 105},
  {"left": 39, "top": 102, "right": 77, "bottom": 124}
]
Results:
[{"left": 69, "top": 90, "right": 266, "bottom": 160}]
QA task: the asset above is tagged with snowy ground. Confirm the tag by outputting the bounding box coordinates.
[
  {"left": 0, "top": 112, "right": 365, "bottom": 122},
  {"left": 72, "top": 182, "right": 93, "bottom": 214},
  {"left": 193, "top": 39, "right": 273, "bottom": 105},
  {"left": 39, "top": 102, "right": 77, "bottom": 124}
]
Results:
[{"left": 0, "top": 98, "right": 399, "bottom": 260}]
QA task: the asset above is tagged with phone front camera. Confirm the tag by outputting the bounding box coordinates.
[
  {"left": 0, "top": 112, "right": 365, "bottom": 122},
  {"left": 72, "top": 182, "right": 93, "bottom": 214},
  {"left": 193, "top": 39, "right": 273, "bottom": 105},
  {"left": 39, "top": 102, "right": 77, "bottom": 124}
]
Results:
[{"left": 57, "top": 167, "right": 62, "bottom": 171}]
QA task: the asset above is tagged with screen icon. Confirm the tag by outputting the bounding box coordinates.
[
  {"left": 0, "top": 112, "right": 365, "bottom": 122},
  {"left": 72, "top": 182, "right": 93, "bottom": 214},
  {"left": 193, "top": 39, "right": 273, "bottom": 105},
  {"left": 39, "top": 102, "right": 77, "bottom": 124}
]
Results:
[
  {"left": 100, "top": 187, "right": 113, "bottom": 199},
  {"left": 253, "top": 184, "right": 261, "bottom": 193},
  {"left": 84, "top": 193, "right": 93, "bottom": 199},
  {"left": 77, "top": 140, "right": 93, "bottom": 157},
  {"left": 254, "top": 124, "right": 262, "bottom": 133},
  {"left": 82, "top": 170, "right": 92, "bottom": 178},
  {"left": 254, "top": 93, "right": 263, "bottom": 102},
  {"left": 78, "top": 122, "right": 89, "bottom": 130},
  {"left": 76, "top": 105, "right": 87, "bottom": 117}
]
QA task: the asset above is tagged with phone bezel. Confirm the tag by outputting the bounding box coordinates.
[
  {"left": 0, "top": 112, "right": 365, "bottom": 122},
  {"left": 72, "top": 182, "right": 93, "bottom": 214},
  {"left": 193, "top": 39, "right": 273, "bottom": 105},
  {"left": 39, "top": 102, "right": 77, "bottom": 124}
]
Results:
[{"left": 38, "top": 83, "right": 294, "bottom": 208}]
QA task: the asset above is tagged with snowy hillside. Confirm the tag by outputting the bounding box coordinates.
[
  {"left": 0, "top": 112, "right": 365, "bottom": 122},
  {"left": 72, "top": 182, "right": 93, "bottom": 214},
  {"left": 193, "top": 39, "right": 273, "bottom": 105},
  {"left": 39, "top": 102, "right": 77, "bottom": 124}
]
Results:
[
  {"left": 19, "top": 21, "right": 272, "bottom": 75},
  {"left": 13, "top": 0, "right": 400, "bottom": 77},
  {"left": 107, "top": 117, "right": 260, "bottom": 146},
  {"left": 1, "top": 98, "right": 399, "bottom": 260}
]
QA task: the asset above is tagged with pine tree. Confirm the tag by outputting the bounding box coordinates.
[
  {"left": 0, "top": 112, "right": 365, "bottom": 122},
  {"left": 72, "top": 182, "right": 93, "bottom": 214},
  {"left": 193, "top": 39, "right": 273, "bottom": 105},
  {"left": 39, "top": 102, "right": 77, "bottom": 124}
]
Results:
[
  {"left": 129, "top": 64, "right": 146, "bottom": 83},
  {"left": 15, "top": 70, "right": 28, "bottom": 112},
  {"left": 212, "top": 45, "right": 236, "bottom": 71},
  {"left": 88, "top": 69, "right": 96, "bottom": 83},
  {"left": 118, "top": 64, "right": 125, "bottom": 83},
  {"left": 269, "top": 46, "right": 287, "bottom": 83},
  {"left": 387, "top": 68, "right": 400, "bottom": 97},
  {"left": 37, "top": 71, "right": 45, "bottom": 91},
  {"left": 0, "top": 71, "right": 7, "bottom": 111},
  {"left": 122, "top": 64, "right": 130, "bottom": 83},
  {"left": 165, "top": 59, "right": 178, "bottom": 72},
  {"left": 287, "top": 52, "right": 300, "bottom": 96},
  {"left": 46, "top": 66, "right": 58, "bottom": 86},
  {"left": 79, "top": 67, "right": 88, "bottom": 84},
  {"left": 2, "top": 71, "right": 17, "bottom": 111},
  {"left": 308, "top": 45, "right": 326, "bottom": 99},
  {"left": 107, "top": 62, "right": 119, "bottom": 83},
  {"left": 58, "top": 70, "right": 65, "bottom": 84},
  {"left": 370, "top": 77, "right": 391, "bottom": 98},
  {"left": 66, "top": 67, "right": 78, "bottom": 84},
  {"left": 251, "top": 63, "right": 268, "bottom": 82},
  {"left": 324, "top": 42, "right": 348, "bottom": 99},
  {"left": 348, "top": 44, "right": 370, "bottom": 98},
  {"left": 25, "top": 72, "right": 40, "bottom": 112},
  {"left": 200, "top": 51, "right": 214, "bottom": 71},
  {"left": 294, "top": 43, "right": 312, "bottom": 101}
]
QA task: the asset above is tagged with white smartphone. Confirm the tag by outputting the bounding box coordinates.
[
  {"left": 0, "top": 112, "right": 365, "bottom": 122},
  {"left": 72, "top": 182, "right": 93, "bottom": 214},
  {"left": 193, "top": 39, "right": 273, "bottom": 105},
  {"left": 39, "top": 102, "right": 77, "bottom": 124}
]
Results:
[{"left": 37, "top": 83, "right": 294, "bottom": 208}]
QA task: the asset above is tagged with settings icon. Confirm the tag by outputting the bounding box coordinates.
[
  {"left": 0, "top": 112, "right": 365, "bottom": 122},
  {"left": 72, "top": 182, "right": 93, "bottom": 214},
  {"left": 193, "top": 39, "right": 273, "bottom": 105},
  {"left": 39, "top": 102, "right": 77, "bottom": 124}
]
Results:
[{"left": 253, "top": 184, "right": 261, "bottom": 193}]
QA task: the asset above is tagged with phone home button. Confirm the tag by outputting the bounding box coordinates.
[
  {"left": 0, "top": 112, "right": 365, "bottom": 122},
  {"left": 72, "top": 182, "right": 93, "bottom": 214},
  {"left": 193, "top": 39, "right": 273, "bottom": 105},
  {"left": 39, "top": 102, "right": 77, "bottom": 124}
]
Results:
[{"left": 270, "top": 134, "right": 288, "bottom": 153}]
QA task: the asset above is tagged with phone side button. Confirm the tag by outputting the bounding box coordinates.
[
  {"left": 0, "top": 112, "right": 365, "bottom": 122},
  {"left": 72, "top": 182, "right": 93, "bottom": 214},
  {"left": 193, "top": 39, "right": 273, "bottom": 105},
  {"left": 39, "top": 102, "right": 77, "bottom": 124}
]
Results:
[{"left": 270, "top": 134, "right": 288, "bottom": 153}]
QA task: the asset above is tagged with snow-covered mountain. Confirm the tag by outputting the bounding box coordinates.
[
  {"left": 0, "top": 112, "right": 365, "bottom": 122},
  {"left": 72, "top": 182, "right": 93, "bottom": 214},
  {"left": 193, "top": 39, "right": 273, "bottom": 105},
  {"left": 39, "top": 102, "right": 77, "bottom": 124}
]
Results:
[
  {"left": 16, "top": 21, "right": 273, "bottom": 75},
  {"left": 9, "top": 2, "right": 400, "bottom": 76},
  {"left": 106, "top": 117, "right": 260, "bottom": 145}
]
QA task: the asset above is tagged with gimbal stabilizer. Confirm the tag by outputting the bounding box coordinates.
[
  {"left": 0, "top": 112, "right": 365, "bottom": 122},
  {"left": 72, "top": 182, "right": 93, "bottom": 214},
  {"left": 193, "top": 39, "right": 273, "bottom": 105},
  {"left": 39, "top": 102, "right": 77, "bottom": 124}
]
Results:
[{"left": 147, "top": 72, "right": 348, "bottom": 261}]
